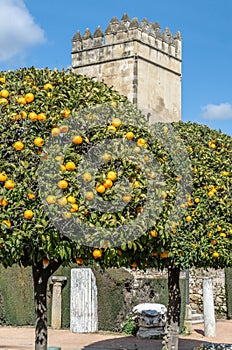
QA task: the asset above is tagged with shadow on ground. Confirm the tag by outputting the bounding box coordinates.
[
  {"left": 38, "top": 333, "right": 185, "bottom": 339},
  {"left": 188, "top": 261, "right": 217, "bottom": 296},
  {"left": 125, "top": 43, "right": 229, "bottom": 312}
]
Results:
[{"left": 81, "top": 335, "right": 214, "bottom": 350}]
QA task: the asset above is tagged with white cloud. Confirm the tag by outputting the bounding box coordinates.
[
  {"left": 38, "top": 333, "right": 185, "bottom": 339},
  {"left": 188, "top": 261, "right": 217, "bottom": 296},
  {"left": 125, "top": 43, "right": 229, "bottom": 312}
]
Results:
[
  {"left": 201, "top": 103, "right": 232, "bottom": 120},
  {"left": 0, "top": 0, "right": 46, "bottom": 62}
]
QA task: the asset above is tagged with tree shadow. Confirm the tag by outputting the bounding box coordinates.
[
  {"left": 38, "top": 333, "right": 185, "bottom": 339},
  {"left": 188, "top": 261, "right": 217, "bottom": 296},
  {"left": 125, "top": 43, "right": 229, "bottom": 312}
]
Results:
[{"left": 81, "top": 335, "right": 213, "bottom": 350}]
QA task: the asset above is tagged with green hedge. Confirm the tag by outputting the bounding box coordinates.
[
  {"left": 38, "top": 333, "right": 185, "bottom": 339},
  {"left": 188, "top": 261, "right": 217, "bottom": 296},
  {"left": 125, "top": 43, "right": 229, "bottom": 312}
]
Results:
[{"left": 225, "top": 268, "right": 232, "bottom": 319}]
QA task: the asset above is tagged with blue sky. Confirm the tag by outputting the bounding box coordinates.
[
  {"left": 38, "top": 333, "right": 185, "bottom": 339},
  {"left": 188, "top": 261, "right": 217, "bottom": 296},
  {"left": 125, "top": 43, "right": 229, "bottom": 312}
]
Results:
[{"left": 0, "top": 0, "right": 232, "bottom": 136}]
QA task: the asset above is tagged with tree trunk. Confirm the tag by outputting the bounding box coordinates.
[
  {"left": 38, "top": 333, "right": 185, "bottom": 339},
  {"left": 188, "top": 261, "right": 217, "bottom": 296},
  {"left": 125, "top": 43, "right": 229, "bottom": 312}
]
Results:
[
  {"left": 163, "top": 265, "right": 181, "bottom": 350},
  {"left": 32, "top": 260, "right": 61, "bottom": 350}
]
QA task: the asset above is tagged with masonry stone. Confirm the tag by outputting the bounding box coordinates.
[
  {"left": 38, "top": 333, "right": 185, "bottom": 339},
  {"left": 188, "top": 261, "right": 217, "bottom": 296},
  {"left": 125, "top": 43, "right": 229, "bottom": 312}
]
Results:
[{"left": 72, "top": 14, "right": 182, "bottom": 124}]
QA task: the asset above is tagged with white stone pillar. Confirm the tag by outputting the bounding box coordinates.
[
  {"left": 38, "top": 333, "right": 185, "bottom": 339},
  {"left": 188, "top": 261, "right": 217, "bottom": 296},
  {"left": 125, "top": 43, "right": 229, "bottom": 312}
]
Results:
[
  {"left": 70, "top": 268, "right": 98, "bottom": 332},
  {"left": 202, "top": 276, "right": 216, "bottom": 337},
  {"left": 51, "top": 276, "right": 67, "bottom": 329}
]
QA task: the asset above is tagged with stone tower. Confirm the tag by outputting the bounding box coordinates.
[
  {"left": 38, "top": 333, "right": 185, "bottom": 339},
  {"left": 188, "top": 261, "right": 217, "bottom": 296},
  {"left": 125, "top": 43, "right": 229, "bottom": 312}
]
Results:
[{"left": 72, "top": 14, "right": 182, "bottom": 123}]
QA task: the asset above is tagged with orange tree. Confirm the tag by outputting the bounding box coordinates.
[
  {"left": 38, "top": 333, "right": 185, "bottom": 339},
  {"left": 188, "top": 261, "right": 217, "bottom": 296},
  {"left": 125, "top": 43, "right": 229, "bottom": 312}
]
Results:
[{"left": 0, "top": 67, "right": 232, "bottom": 350}]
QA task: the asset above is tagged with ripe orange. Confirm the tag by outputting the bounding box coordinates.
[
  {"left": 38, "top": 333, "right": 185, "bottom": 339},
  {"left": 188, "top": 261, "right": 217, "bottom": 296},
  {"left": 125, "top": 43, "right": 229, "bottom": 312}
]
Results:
[
  {"left": 57, "top": 197, "right": 68, "bottom": 206},
  {"left": 137, "top": 138, "right": 146, "bottom": 147},
  {"left": 131, "top": 261, "right": 137, "bottom": 268},
  {"left": 208, "top": 191, "right": 215, "bottom": 197},
  {"left": 0, "top": 89, "right": 9, "bottom": 98},
  {"left": 73, "top": 135, "right": 83, "bottom": 144},
  {"left": 111, "top": 118, "right": 121, "bottom": 127},
  {"left": 60, "top": 165, "right": 66, "bottom": 171},
  {"left": 117, "top": 250, "right": 122, "bottom": 256},
  {"left": 92, "top": 249, "right": 102, "bottom": 259},
  {"left": 28, "top": 193, "right": 35, "bottom": 200},
  {"left": 150, "top": 230, "right": 158, "bottom": 238},
  {"left": 51, "top": 127, "right": 60, "bottom": 136},
  {"left": 67, "top": 196, "right": 76, "bottom": 204},
  {"left": 62, "top": 212, "right": 72, "bottom": 219},
  {"left": 185, "top": 216, "right": 192, "bottom": 222},
  {"left": 195, "top": 198, "right": 200, "bottom": 203},
  {"left": 188, "top": 200, "right": 193, "bottom": 206},
  {"left": 153, "top": 251, "right": 158, "bottom": 257},
  {"left": 0, "top": 98, "right": 8, "bottom": 105},
  {"left": 42, "top": 258, "right": 49, "bottom": 265},
  {"left": 62, "top": 109, "right": 71, "bottom": 118},
  {"left": 14, "top": 141, "right": 24, "bottom": 151},
  {"left": 2, "top": 219, "right": 11, "bottom": 227},
  {"left": 46, "top": 195, "right": 57, "bottom": 204},
  {"left": 220, "top": 233, "right": 226, "bottom": 238},
  {"left": 107, "top": 125, "right": 116, "bottom": 132},
  {"left": 28, "top": 112, "right": 38, "bottom": 121},
  {"left": 65, "top": 161, "right": 76, "bottom": 171},
  {"left": 0, "top": 198, "right": 8, "bottom": 206},
  {"left": 122, "top": 194, "right": 132, "bottom": 203},
  {"left": 211, "top": 240, "right": 217, "bottom": 245},
  {"left": 96, "top": 184, "right": 106, "bottom": 193},
  {"left": 25, "top": 93, "right": 34, "bottom": 103},
  {"left": 24, "top": 210, "right": 34, "bottom": 219},
  {"left": 107, "top": 171, "right": 117, "bottom": 181},
  {"left": 17, "top": 97, "right": 26, "bottom": 105},
  {"left": 82, "top": 172, "right": 92, "bottom": 182},
  {"left": 126, "top": 131, "right": 135, "bottom": 140},
  {"left": 86, "top": 191, "right": 94, "bottom": 200},
  {"left": 76, "top": 257, "right": 84, "bottom": 265},
  {"left": 0, "top": 173, "right": 7, "bottom": 182},
  {"left": 58, "top": 180, "right": 68, "bottom": 189},
  {"left": 34, "top": 137, "right": 44, "bottom": 147},
  {"left": 0, "top": 77, "right": 6, "bottom": 83},
  {"left": 44, "top": 83, "right": 53, "bottom": 90},
  {"left": 60, "top": 125, "right": 69, "bottom": 133},
  {"left": 133, "top": 181, "right": 141, "bottom": 189},
  {"left": 212, "top": 252, "right": 219, "bottom": 258},
  {"left": 37, "top": 113, "right": 46, "bottom": 121},
  {"left": 70, "top": 204, "right": 78, "bottom": 212},
  {"left": 5, "top": 180, "right": 15, "bottom": 189},
  {"left": 161, "top": 251, "right": 169, "bottom": 258},
  {"left": 103, "top": 179, "right": 113, "bottom": 188}
]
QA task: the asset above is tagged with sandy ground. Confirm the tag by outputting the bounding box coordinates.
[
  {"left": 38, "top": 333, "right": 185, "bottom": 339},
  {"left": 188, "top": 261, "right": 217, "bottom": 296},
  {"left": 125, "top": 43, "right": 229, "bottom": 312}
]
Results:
[{"left": 0, "top": 320, "right": 231, "bottom": 350}]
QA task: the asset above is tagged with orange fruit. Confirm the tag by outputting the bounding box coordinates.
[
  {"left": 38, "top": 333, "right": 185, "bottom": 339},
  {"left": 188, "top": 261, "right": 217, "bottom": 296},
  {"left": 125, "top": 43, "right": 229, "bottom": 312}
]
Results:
[
  {"left": 126, "top": 131, "right": 135, "bottom": 140},
  {"left": 0, "top": 77, "right": 6, "bottom": 83},
  {"left": 14, "top": 141, "right": 24, "bottom": 151},
  {"left": 58, "top": 180, "right": 68, "bottom": 189},
  {"left": 111, "top": 118, "right": 121, "bottom": 127},
  {"left": 51, "top": 127, "right": 60, "bottom": 136},
  {"left": 44, "top": 83, "right": 53, "bottom": 90},
  {"left": 122, "top": 194, "right": 132, "bottom": 203},
  {"left": 0, "top": 89, "right": 9, "bottom": 98},
  {"left": 195, "top": 198, "right": 200, "bottom": 203},
  {"left": 0, "top": 173, "right": 7, "bottom": 182},
  {"left": 24, "top": 210, "right": 34, "bottom": 219},
  {"left": 37, "top": 113, "right": 46, "bottom": 121},
  {"left": 92, "top": 249, "right": 102, "bottom": 259},
  {"left": 96, "top": 184, "right": 106, "bottom": 193},
  {"left": 131, "top": 261, "right": 137, "bottom": 268},
  {"left": 0, "top": 97, "right": 8, "bottom": 105},
  {"left": 70, "top": 204, "right": 78, "bottom": 212},
  {"left": 150, "top": 230, "right": 158, "bottom": 238},
  {"left": 67, "top": 196, "right": 76, "bottom": 204},
  {"left": 28, "top": 112, "right": 38, "bottom": 121},
  {"left": 17, "top": 97, "right": 26, "bottom": 105},
  {"left": 220, "top": 233, "right": 226, "bottom": 238},
  {"left": 60, "top": 165, "right": 66, "bottom": 171},
  {"left": 25, "top": 93, "right": 34, "bottom": 103},
  {"left": 42, "top": 258, "right": 49, "bottom": 265},
  {"left": 28, "top": 193, "right": 35, "bottom": 200},
  {"left": 65, "top": 161, "right": 76, "bottom": 171},
  {"left": 133, "top": 181, "right": 141, "bottom": 189},
  {"left": 212, "top": 252, "right": 219, "bottom": 258},
  {"left": 5, "top": 180, "right": 15, "bottom": 189},
  {"left": 57, "top": 197, "right": 68, "bottom": 206},
  {"left": 208, "top": 191, "right": 214, "bottom": 197},
  {"left": 60, "top": 125, "right": 69, "bottom": 133},
  {"left": 76, "top": 257, "right": 84, "bottom": 265},
  {"left": 211, "top": 240, "right": 217, "bottom": 245},
  {"left": 82, "top": 172, "right": 92, "bottom": 182},
  {"left": 86, "top": 191, "right": 94, "bottom": 200},
  {"left": 62, "top": 212, "right": 72, "bottom": 219},
  {"left": 2, "top": 219, "right": 11, "bottom": 227},
  {"left": 107, "top": 171, "right": 117, "bottom": 181},
  {"left": 161, "top": 192, "right": 167, "bottom": 199},
  {"left": 73, "top": 135, "right": 83, "bottom": 144},
  {"left": 137, "top": 138, "right": 146, "bottom": 147},
  {"left": 0, "top": 198, "right": 8, "bottom": 206},
  {"left": 185, "top": 216, "right": 192, "bottom": 222},
  {"left": 188, "top": 200, "right": 193, "bottom": 206},
  {"left": 161, "top": 251, "right": 169, "bottom": 258},
  {"left": 46, "top": 195, "right": 57, "bottom": 204},
  {"left": 103, "top": 179, "right": 113, "bottom": 188},
  {"left": 102, "top": 153, "right": 111, "bottom": 162},
  {"left": 62, "top": 109, "right": 71, "bottom": 118},
  {"left": 107, "top": 125, "right": 116, "bottom": 132},
  {"left": 117, "top": 250, "right": 122, "bottom": 256},
  {"left": 153, "top": 251, "right": 158, "bottom": 257},
  {"left": 34, "top": 137, "right": 44, "bottom": 147}
]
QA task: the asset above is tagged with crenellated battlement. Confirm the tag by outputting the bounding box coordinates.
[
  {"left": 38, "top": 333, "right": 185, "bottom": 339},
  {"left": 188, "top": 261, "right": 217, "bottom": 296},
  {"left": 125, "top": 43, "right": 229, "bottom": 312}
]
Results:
[
  {"left": 72, "top": 14, "right": 182, "bottom": 60},
  {"left": 71, "top": 14, "right": 182, "bottom": 123}
]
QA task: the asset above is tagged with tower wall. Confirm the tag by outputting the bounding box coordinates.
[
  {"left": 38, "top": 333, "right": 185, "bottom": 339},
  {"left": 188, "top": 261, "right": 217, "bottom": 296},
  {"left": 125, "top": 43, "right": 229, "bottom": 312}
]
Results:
[{"left": 72, "top": 15, "right": 182, "bottom": 123}]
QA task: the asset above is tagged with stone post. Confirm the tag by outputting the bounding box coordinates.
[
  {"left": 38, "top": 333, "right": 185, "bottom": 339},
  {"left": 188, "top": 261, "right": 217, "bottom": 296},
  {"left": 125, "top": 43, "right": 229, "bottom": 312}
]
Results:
[
  {"left": 50, "top": 276, "right": 67, "bottom": 329},
  {"left": 70, "top": 268, "right": 98, "bottom": 333},
  {"left": 202, "top": 276, "right": 216, "bottom": 337}
]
